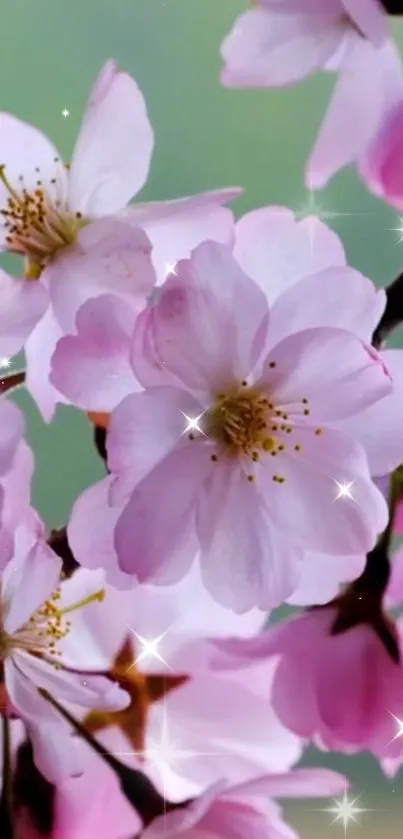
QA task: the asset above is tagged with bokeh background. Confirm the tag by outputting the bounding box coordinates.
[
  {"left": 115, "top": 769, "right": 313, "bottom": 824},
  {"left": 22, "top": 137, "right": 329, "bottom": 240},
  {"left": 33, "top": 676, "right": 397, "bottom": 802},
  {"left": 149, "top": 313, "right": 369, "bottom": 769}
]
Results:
[{"left": 1, "top": 0, "right": 403, "bottom": 835}]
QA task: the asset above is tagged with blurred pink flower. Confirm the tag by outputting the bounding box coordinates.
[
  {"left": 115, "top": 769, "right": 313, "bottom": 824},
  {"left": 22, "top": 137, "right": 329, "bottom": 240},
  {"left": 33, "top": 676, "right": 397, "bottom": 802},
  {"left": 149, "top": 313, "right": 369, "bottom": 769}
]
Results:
[
  {"left": 220, "top": 0, "right": 403, "bottom": 187},
  {"left": 361, "top": 99, "right": 403, "bottom": 207},
  {"left": 0, "top": 523, "right": 129, "bottom": 782},
  {"left": 212, "top": 548, "right": 403, "bottom": 764},
  {"left": 0, "top": 60, "right": 240, "bottom": 419},
  {"left": 141, "top": 768, "right": 347, "bottom": 839}
]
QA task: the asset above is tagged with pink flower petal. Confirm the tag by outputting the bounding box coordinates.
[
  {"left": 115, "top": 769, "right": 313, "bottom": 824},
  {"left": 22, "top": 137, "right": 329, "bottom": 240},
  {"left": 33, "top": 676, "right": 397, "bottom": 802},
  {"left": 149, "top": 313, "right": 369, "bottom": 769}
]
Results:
[
  {"left": 233, "top": 207, "right": 346, "bottom": 306},
  {"left": 385, "top": 547, "right": 403, "bottom": 607},
  {"left": 114, "top": 442, "right": 212, "bottom": 582},
  {"left": 3, "top": 539, "right": 62, "bottom": 634},
  {"left": 149, "top": 668, "right": 301, "bottom": 794},
  {"left": 332, "top": 349, "right": 403, "bottom": 475},
  {"left": 68, "top": 64, "right": 154, "bottom": 215},
  {"left": 50, "top": 294, "right": 139, "bottom": 412},
  {"left": 24, "top": 308, "right": 71, "bottom": 421},
  {"left": 67, "top": 476, "right": 135, "bottom": 588},
  {"left": 259, "top": 426, "right": 388, "bottom": 554},
  {"left": 0, "top": 271, "right": 48, "bottom": 356},
  {"left": 14, "top": 649, "right": 129, "bottom": 711},
  {"left": 268, "top": 267, "right": 385, "bottom": 348},
  {"left": 360, "top": 100, "right": 403, "bottom": 208},
  {"left": 221, "top": 8, "right": 343, "bottom": 88},
  {"left": 197, "top": 460, "right": 302, "bottom": 612},
  {"left": 230, "top": 766, "right": 347, "bottom": 800},
  {"left": 0, "top": 400, "right": 25, "bottom": 476},
  {"left": 124, "top": 188, "right": 241, "bottom": 282},
  {"left": 262, "top": 327, "right": 392, "bottom": 421},
  {"left": 5, "top": 660, "right": 82, "bottom": 781},
  {"left": 107, "top": 387, "right": 205, "bottom": 497},
  {"left": 287, "top": 550, "right": 365, "bottom": 606},
  {"left": 133, "top": 242, "right": 269, "bottom": 393},
  {"left": 270, "top": 620, "right": 326, "bottom": 737},
  {"left": 315, "top": 626, "right": 388, "bottom": 744},
  {"left": 46, "top": 219, "right": 155, "bottom": 333}
]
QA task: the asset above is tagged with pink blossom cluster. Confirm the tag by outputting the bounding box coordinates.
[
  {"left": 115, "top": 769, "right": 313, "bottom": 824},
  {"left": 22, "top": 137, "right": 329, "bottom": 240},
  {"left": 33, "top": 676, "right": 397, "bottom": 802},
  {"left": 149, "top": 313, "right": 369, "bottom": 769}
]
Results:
[{"left": 1, "top": 27, "right": 403, "bottom": 837}]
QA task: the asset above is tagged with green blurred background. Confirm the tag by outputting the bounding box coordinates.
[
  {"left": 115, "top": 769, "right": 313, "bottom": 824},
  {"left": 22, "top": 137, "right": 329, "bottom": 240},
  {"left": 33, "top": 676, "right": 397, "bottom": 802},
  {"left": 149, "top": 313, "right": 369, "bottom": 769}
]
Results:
[{"left": 1, "top": 0, "right": 403, "bottom": 834}]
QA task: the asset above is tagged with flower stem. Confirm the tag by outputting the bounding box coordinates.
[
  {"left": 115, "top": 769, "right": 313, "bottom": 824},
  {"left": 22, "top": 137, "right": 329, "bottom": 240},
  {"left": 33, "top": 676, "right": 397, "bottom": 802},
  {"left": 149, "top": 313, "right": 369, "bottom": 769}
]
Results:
[
  {"left": 0, "top": 370, "right": 26, "bottom": 395},
  {"left": 0, "top": 714, "right": 15, "bottom": 839},
  {"left": 38, "top": 689, "right": 186, "bottom": 826}
]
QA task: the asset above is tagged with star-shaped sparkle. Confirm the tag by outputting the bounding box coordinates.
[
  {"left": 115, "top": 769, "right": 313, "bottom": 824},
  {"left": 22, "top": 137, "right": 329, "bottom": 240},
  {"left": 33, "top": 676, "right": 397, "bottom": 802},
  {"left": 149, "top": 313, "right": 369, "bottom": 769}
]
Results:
[
  {"left": 181, "top": 411, "right": 206, "bottom": 437},
  {"left": 164, "top": 262, "right": 178, "bottom": 277},
  {"left": 390, "top": 215, "right": 403, "bottom": 245},
  {"left": 61, "top": 108, "right": 70, "bottom": 119},
  {"left": 0, "top": 357, "right": 11, "bottom": 369},
  {"left": 293, "top": 190, "right": 358, "bottom": 257},
  {"left": 333, "top": 480, "right": 356, "bottom": 502},
  {"left": 320, "top": 788, "right": 369, "bottom": 836},
  {"left": 126, "top": 628, "right": 173, "bottom": 671},
  {"left": 388, "top": 711, "right": 403, "bottom": 742}
]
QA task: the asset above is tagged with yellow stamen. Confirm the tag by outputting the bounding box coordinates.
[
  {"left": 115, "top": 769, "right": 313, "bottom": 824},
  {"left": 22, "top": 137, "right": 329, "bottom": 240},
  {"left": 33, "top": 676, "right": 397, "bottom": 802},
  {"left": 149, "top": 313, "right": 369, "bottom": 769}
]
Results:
[{"left": 59, "top": 589, "right": 105, "bottom": 616}]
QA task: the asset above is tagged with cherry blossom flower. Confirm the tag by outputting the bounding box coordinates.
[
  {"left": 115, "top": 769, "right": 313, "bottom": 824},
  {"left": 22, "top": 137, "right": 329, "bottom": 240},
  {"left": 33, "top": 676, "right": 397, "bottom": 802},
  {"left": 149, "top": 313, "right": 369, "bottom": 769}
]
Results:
[
  {"left": 54, "top": 566, "right": 301, "bottom": 801},
  {"left": 0, "top": 60, "right": 240, "bottom": 419},
  {"left": 0, "top": 519, "right": 129, "bottom": 781},
  {"left": 65, "top": 240, "right": 392, "bottom": 612},
  {"left": 220, "top": 0, "right": 403, "bottom": 187},
  {"left": 52, "top": 209, "right": 403, "bottom": 609}
]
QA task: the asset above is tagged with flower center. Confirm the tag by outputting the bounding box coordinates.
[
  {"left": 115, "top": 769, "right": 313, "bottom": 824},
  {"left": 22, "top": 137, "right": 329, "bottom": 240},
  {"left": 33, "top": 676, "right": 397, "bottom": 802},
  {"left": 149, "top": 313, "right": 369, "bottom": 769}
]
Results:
[
  {"left": 0, "top": 163, "right": 85, "bottom": 276},
  {"left": 188, "top": 374, "right": 322, "bottom": 484},
  {"left": 0, "top": 586, "right": 105, "bottom": 669},
  {"left": 206, "top": 383, "right": 279, "bottom": 457}
]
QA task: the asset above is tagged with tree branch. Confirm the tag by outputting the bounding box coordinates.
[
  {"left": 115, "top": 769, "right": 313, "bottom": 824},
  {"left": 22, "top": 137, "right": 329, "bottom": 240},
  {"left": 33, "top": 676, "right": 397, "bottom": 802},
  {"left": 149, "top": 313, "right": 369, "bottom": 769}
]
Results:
[
  {"left": 380, "top": 0, "right": 403, "bottom": 14},
  {"left": 373, "top": 272, "right": 403, "bottom": 347},
  {"left": 0, "top": 715, "right": 14, "bottom": 839}
]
